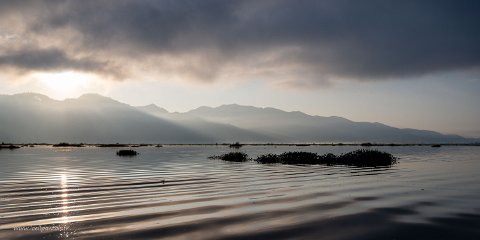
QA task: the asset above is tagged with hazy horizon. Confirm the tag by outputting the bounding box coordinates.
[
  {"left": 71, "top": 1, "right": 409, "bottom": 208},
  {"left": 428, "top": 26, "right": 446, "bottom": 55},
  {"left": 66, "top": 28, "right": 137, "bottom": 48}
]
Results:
[
  {"left": 2, "top": 91, "right": 479, "bottom": 139},
  {"left": 0, "top": 92, "right": 477, "bottom": 143}
]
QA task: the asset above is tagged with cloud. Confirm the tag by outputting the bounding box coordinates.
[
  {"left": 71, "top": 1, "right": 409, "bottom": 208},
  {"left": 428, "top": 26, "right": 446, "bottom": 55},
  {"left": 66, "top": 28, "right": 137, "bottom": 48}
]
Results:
[
  {"left": 0, "top": 48, "right": 95, "bottom": 71},
  {"left": 1, "top": 0, "right": 480, "bottom": 85},
  {"left": 0, "top": 48, "right": 121, "bottom": 78}
]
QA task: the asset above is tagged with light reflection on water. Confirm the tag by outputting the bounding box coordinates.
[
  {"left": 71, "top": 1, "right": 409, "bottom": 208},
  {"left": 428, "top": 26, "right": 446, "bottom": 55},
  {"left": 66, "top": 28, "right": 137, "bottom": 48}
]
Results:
[
  {"left": 60, "top": 174, "right": 69, "bottom": 223},
  {"left": 0, "top": 145, "right": 479, "bottom": 239}
]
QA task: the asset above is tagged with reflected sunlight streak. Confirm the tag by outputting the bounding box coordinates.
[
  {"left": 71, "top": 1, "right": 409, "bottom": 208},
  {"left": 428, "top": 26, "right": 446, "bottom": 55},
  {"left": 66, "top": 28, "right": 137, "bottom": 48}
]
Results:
[{"left": 60, "top": 173, "right": 69, "bottom": 223}]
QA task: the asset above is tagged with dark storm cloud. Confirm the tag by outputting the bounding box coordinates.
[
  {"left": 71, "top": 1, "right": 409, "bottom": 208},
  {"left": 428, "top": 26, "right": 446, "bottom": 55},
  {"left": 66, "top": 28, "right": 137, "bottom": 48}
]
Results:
[
  {"left": 0, "top": 48, "right": 114, "bottom": 76},
  {"left": 2, "top": 0, "right": 480, "bottom": 83}
]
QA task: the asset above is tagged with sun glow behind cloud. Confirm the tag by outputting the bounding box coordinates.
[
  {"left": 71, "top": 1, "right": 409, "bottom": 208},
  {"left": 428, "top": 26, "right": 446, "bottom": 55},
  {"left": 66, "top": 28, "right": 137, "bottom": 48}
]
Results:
[{"left": 29, "top": 71, "right": 108, "bottom": 99}]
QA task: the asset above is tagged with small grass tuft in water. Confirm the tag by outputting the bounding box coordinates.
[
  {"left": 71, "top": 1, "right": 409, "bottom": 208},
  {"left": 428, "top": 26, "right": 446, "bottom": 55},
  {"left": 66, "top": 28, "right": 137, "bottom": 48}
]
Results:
[
  {"left": 116, "top": 149, "right": 138, "bottom": 156},
  {"left": 209, "top": 152, "right": 249, "bottom": 162}
]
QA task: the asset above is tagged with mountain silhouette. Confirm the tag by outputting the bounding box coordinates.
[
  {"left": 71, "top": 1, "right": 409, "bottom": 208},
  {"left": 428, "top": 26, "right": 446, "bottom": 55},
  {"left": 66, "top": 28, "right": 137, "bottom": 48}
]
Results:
[{"left": 0, "top": 93, "right": 473, "bottom": 143}]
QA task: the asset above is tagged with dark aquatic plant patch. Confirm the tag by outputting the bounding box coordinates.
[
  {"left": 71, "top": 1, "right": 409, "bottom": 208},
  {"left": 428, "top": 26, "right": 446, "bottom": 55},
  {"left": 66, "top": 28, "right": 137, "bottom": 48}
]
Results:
[
  {"left": 316, "top": 153, "right": 338, "bottom": 165},
  {"left": 295, "top": 144, "right": 310, "bottom": 146},
  {"left": 335, "top": 149, "right": 397, "bottom": 167},
  {"left": 208, "top": 152, "right": 249, "bottom": 162},
  {"left": 229, "top": 142, "right": 243, "bottom": 148},
  {"left": 277, "top": 151, "right": 320, "bottom": 165},
  {"left": 131, "top": 144, "right": 149, "bottom": 147},
  {"left": 116, "top": 149, "right": 138, "bottom": 156},
  {"left": 211, "top": 149, "right": 397, "bottom": 167},
  {"left": 255, "top": 154, "right": 282, "bottom": 164},
  {"left": 53, "top": 142, "right": 85, "bottom": 147},
  {"left": 0, "top": 144, "right": 21, "bottom": 149},
  {"left": 98, "top": 143, "right": 130, "bottom": 147}
]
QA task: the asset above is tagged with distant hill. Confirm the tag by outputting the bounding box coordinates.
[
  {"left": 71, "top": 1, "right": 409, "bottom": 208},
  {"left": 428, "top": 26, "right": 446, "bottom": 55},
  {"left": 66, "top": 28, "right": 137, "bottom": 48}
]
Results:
[
  {"left": 186, "top": 104, "right": 471, "bottom": 143},
  {"left": 0, "top": 93, "right": 474, "bottom": 143},
  {"left": 137, "top": 104, "right": 273, "bottom": 142},
  {"left": 0, "top": 93, "right": 209, "bottom": 143}
]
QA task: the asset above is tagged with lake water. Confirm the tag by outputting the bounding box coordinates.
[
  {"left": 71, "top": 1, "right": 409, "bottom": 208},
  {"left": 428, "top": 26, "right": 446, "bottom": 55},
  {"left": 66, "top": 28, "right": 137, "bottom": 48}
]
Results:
[{"left": 1, "top": 145, "right": 480, "bottom": 239}]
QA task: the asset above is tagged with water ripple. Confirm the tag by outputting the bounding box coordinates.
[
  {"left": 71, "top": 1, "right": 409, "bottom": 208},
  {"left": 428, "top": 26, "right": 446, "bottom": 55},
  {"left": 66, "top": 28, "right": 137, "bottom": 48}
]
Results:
[{"left": 1, "top": 146, "right": 479, "bottom": 239}]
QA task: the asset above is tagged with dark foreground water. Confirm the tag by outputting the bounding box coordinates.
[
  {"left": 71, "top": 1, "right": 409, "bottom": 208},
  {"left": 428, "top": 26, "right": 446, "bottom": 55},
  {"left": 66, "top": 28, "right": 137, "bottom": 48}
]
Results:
[{"left": 1, "top": 145, "right": 479, "bottom": 240}]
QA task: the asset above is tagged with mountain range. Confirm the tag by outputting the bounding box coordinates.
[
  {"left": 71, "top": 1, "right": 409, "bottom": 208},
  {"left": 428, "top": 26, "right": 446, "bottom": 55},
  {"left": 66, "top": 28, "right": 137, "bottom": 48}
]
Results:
[{"left": 0, "top": 93, "right": 475, "bottom": 144}]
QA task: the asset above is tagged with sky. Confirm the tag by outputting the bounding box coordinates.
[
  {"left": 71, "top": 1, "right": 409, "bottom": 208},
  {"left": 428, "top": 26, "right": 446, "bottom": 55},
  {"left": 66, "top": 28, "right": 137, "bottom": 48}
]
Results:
[{"left": 0, "top": 0, "right": 479, "bottom": 137}]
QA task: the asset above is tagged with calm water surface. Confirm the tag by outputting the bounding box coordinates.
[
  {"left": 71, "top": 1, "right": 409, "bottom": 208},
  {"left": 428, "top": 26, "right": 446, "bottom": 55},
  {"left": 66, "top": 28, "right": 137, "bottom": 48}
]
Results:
[{"left": 1, "top": 146, "right": 480, "bottom": 239}]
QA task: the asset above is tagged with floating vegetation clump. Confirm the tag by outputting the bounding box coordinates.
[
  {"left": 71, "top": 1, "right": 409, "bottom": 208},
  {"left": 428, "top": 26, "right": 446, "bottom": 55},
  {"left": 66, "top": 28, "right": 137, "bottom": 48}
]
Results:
[
  {"left": 0, "top": 144, "right": 21, "bottom": 150},
  {"left": 53, "top": 142, "right": 85, "bottom": 147},
  {"left": 98, "top": 143, "right": 129, "bottom": 147},
  {"left": 317, "top": 153, "right": 338, "bottom": 165},
  {"left": 255, "top": 154, "right": 281, "bottom": 164},
  {"left": 335, "top": 149, "right": 397, "bottom": 167},
  {"left": 116, "top": 149, "right": 138, "bottom": 156},
  {"left": 211, "top": 149, "right": 397, "bottom": 167},
  {"left": 209, "top": 152, "right": 249, "bottom": 162},
  {"left": 229, "top": 142, "right": 243, "bottom": 148},
  {"left": 278, "top": 151, "right": 319, "bottom": 165}
]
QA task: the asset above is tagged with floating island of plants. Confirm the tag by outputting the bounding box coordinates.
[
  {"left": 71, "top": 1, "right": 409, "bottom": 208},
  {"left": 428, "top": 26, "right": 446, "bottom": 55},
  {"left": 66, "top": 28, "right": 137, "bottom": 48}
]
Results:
[
  {"left": 116, "top": 149, "right": 139, "bottom": 156},
  {"left": 209, "top": 149, "right": 397, "bottom": 167}
]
